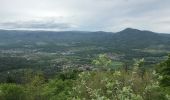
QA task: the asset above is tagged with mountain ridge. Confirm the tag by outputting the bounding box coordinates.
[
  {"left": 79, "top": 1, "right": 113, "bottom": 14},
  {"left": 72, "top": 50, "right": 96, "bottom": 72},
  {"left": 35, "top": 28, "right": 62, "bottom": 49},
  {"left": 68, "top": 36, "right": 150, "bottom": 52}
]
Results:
[
  {"left": 0, "top": 28, "right": 169, "bottom": 34},
  {"left": 0, "top": 28, "right": 170, "bottom": 50}
]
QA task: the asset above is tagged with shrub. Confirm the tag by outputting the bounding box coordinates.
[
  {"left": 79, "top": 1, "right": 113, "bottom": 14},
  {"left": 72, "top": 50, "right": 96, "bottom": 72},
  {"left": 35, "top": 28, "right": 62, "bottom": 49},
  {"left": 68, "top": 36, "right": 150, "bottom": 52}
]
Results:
[{"left": 0, "top": 84, "right": 26, "bottom": 100}]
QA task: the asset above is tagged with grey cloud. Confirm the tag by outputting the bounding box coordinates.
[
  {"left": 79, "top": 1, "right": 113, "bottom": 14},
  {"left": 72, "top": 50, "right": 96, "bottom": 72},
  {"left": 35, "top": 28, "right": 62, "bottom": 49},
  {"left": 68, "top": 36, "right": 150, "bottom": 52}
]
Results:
[
  {"left": 0, "top": 0, "right": 170, "bottom": 32},
  {"left": 0, "top": 20, "right": 73, "bottom": 30},
  {"left": 124, "top": 0, "right": 170, "bottom": 17}
]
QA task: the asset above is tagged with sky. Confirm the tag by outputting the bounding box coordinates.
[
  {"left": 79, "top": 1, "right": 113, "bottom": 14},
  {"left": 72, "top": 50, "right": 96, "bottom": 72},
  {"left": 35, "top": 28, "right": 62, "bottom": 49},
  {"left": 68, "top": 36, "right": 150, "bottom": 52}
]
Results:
[{"left": 0, "top": 0, "right": 170, "bottom": 33}]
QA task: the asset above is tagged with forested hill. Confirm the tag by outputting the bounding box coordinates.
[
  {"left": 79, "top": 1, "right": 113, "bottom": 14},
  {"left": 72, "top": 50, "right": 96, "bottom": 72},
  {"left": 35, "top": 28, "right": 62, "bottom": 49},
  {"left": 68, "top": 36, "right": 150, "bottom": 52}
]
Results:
[
  {"left": 0, "top": 28, "right": 170, "bottom": 50},
  {"left": 113, "top": 28, "right": 170, "bottom": 49}
]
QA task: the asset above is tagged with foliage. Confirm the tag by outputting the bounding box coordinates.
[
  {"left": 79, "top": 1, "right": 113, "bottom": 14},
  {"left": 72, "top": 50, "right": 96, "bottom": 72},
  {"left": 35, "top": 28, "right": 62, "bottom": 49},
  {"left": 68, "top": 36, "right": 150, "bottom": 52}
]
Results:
[
  {"left": 70, "top": 58, "right": 169, "bottom": 100},
  {"left": 24, "top": 72, "right": 46, "bottom": 100},
  {"left": 0, "top": 84, "right": 26, "bottom": 100},
  {"left": 42, "top": 79, "right": 73, "bottom": 100},
  {"left": 92, "top": 54, "right": 112, "bottom": 70},
  {"left": 0, "top": 54, "right": 170, "bottom": 100},
  {"left": 156, "top": 54, "right": 170, "bottom": 95}
]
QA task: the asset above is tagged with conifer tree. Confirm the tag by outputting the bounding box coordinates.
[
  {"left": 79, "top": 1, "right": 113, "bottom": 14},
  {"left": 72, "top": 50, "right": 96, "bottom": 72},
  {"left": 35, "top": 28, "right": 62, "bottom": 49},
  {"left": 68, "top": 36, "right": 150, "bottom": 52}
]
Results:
[{"left": 157, "top": 54, "right": 170, "bottom": 87}]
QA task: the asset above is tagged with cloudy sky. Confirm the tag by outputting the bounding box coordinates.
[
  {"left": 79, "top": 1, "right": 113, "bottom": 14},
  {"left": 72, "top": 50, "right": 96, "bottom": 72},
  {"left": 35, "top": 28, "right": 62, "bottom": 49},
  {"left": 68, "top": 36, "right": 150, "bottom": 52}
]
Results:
[{"left": 0, "top": 0, "right": 170, "bottom": 33}]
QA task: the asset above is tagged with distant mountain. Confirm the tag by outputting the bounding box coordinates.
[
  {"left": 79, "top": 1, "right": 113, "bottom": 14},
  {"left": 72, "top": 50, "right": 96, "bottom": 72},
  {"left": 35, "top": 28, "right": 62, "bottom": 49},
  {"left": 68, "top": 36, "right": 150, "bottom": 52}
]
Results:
[
  {"left": 111, "top": 28, "right": 170, "bottom": 49},
  {"left": 0, "top": 28, "right": 170, "bottom": 50}
]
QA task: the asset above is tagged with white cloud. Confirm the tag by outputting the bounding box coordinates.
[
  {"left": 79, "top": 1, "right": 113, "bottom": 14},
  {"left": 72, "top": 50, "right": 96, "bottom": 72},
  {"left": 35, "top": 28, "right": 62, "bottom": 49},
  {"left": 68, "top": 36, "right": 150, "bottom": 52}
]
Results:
[{"left": 0, "top": 0, "right": 170, "bottom": 33}]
